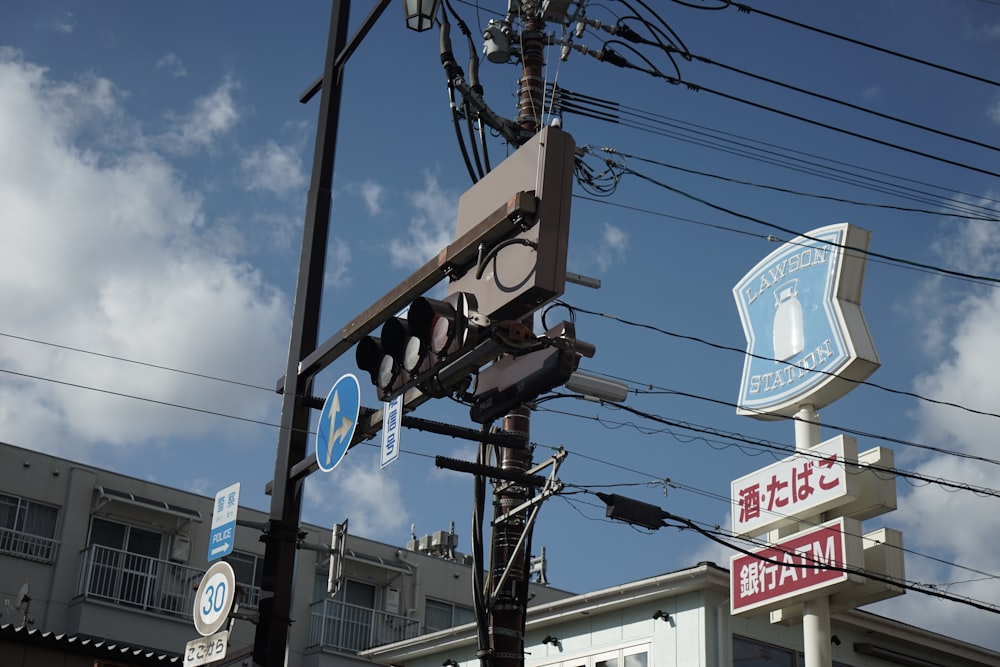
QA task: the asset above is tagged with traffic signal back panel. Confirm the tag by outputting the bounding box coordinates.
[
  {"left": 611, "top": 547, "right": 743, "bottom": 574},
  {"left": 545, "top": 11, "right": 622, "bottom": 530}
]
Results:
[{"left": 448, "top": 126, "right": 575, "bottom": 323}]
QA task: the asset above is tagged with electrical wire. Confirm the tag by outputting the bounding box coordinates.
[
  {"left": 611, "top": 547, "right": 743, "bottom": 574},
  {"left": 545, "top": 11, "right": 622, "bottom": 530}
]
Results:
[
  {"left": 535, "top": 402, "right": 1000, "bottom": 498},
  {"left": 714, "top": 1, "right": 1000, "bottom": 89},
  {"left": 0, "top": 365, "right": 288, "bottom": 432},
  {"left": 550, "top": 85, "right": 1000, "bottom": 218},
  {"left": 612, "top": 162, "right": 1000, "bottom": 286},
  {"left": 524, "top": 438, "right": 1000, "bottom": 593},
  {"left": 589, "top": 148, "right": 1000, "bottom": 223},
  {"left": 556, "top": 301, "right": 1000, "bottom": 423},
  {"left": 0, "top": 331, "right": 275, "bottom": 393}
]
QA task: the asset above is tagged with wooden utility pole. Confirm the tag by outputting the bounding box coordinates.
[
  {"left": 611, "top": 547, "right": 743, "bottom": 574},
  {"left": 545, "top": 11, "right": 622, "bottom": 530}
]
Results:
[{"left": 489, "top": 12, "right": 546, "bottom": 667}]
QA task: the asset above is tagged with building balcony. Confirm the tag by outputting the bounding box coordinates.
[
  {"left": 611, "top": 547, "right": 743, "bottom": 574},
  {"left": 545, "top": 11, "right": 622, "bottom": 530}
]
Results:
[
  {"left": 307, "top": 598, "right": 421, "bottom": 654},
  {"left": 0, "top": 526, "right": 60, "bottom": 563},
  {"left": 75, "top": 544, "right": 260, "bottom": 618}
]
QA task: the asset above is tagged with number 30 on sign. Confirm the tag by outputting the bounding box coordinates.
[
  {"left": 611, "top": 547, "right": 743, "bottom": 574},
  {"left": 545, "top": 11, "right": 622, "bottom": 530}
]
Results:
[
  {"left": 193, "top": 561, "right": 236, "bottom": 636},
  {"left": 184, "top": 630, "right": 228, "bottom": 667}
]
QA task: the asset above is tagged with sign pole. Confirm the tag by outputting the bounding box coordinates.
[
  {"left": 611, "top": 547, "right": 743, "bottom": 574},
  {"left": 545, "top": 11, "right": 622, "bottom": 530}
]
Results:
[{"left": 794, "top": 404, "right": 832, "bottom": 667}]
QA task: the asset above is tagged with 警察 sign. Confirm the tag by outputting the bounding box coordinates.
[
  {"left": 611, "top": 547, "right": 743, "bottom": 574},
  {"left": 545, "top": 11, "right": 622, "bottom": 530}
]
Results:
[{"left": 733, "top": 223, "right": 879, "bottom": 418}]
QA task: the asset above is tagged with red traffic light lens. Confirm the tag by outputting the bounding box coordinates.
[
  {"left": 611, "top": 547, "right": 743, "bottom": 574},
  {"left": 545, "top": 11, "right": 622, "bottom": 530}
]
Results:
[{"left": 429, "top": 315, "right": 454, "bottom": 355}]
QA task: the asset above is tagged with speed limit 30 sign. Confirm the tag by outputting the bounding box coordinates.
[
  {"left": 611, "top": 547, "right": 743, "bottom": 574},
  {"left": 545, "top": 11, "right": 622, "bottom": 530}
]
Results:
[{"left": 193, "top": 560, "right": 236, "bottom": 636}]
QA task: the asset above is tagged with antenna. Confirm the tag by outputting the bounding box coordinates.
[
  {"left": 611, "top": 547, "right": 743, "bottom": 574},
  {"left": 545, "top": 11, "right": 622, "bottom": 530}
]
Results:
[{"left": 12, "top": 582, "right": 33, "bottom": 629}]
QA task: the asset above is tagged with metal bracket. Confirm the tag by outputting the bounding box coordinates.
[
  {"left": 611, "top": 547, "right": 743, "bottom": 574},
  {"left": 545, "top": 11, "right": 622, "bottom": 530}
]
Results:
[{"left": 487, "top": 449, "right": 567, "bottom": 606}]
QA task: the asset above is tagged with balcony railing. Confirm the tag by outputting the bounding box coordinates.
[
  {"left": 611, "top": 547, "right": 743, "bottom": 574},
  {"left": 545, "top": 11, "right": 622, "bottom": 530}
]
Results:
[
  {"left": 76, "top": 544, "right": 261, "bottom": 618},
  {"left": 308, "top": 598, "right": 421, "bottom": 653},
  {"left": 0, "top": 526, "right": 60, "bottom": 563}
]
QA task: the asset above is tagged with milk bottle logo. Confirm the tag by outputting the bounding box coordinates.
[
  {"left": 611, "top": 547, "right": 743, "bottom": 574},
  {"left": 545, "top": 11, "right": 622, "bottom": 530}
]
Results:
[{"left": 773, "top": 280, "right": 803, "bottom": 362}]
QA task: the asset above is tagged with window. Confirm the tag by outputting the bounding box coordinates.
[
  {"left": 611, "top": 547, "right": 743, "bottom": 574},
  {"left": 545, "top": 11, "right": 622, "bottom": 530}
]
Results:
[
  {"left": 425, "top": 598, "right": 476, "bottom": 633},
  {"left": 734, "top": 636, "right": 855, "bottom": 667},
  {"left": 226, "top": 551, "right": 263, "bottom": 608},
  {"left": 539, "top": 643, "right": 649, "bottom": 667},
  {"left": 733, "top": 637, "right": 795, "bottom": 667},
  {"left": 0, "top": 493, "right": 59, "bottom": 561}
]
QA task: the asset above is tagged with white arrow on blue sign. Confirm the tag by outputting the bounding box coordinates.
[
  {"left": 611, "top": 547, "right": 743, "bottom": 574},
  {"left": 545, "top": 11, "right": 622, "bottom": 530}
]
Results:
[
  {"left": 207, "top": 482, "right": 240, "bottom": 563},
  {"left": 316, "top": 373, "right": 361, "bottom": 473}
]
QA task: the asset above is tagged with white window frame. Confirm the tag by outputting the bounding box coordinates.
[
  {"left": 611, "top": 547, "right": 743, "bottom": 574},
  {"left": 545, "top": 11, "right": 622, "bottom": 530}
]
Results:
[{"left": 535, "top": 642, "right": 651, "bottom": 667}]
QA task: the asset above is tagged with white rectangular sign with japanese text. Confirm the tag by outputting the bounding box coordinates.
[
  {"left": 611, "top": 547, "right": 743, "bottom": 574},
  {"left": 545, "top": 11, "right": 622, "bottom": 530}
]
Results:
[{"left": 731, "top": 435, "right": 860, "bottom": 538}]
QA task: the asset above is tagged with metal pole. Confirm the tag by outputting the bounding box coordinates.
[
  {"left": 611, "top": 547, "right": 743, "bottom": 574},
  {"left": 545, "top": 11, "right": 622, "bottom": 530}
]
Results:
[
  {"left": 253, "top": 2, "right": 351, "bottom": 665},
  {"left": 794, "top": 404, "right": 832, "bottom": 667},
  {"left": 489, "top": 12, "right": 545, "bottom": 667}
]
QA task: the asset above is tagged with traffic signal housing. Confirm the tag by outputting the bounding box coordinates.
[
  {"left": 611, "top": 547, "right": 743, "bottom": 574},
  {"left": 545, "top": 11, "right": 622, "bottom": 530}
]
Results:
[
  {"left": 470, "top": 321, "right": 593, "bottom": 423},
  {"left": 447, "top": 126, "right": 574, "bottom": 324},
  {"left": 356, "top": 292, "right": 492, "bottom": 402}
]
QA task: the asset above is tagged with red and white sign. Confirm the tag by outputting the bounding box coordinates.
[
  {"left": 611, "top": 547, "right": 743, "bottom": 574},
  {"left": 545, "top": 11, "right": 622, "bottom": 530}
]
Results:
[
  {"left": 731, "top": 435, "right": 860, "bottom": 538},
  {"left": 731, "top": 517, "right": 864, "bottom": 616}
]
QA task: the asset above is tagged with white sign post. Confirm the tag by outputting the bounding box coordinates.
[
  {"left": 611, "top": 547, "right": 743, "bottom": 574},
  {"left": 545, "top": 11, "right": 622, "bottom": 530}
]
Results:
[{"left": 731, "top": 225, "right": 902, "bottom": 667}]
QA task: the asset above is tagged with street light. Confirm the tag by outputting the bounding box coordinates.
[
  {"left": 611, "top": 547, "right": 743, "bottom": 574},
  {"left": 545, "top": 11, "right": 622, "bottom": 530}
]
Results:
[
  {"left": 257, "top": 1, "right": 438, "bottom": 666},
  {"left": 403, "top": 0, "right": 441, "bottom": 32}
]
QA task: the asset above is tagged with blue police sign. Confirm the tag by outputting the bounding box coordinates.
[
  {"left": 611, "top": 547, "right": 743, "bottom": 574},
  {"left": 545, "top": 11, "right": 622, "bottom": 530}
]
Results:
[
  {"left": 316, "top": 373, "right": 361, "bottom": 472},
  {"left": 733, "top": 223, "right": 879, "bottom": 418},
  {"left": 207, "top": 483, "right": 239, "bottom": 562}
]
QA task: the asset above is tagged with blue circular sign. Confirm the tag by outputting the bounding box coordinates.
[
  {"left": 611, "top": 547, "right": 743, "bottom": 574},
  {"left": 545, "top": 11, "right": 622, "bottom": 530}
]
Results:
[{"left": 316, "top": 373, "right": 361, "bottom": 472}]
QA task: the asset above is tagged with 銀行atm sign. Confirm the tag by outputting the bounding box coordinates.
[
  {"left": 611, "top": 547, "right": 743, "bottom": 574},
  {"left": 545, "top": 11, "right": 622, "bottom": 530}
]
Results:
[{"left": 731, "top": 517, "right": 864, "bottom": 616}]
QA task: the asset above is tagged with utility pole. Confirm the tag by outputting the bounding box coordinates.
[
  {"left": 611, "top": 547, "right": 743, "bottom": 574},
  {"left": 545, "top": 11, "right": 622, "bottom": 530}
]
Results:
[{"left": 489, "top": 11, "right": 546, "bottom": 667}]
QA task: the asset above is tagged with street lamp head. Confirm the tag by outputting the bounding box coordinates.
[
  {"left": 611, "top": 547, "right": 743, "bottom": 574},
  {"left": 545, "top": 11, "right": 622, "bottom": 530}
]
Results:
[{"left": 403, "top": 0, "right": 440, "bottom": 32}]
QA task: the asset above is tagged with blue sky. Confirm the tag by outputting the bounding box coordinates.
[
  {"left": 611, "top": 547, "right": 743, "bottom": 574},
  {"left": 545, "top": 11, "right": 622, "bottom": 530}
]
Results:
[{"left": 3, "top": 0, "right": 1000, "bottom": 651}]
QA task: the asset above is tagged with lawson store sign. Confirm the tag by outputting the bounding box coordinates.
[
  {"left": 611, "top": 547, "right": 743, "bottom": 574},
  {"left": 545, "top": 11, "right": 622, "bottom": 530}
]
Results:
[{"left": 733, "top": 223, "right": 880, "bottom": 418}]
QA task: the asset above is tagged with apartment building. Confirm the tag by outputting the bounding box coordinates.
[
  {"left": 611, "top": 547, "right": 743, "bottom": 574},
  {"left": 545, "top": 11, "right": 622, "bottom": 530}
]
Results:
[
  {"left": 0, "top": 441, "right": 570, "bottom": 666},
  {"left": 363, "top": 562, "right": 1000, "bottom": 667}
]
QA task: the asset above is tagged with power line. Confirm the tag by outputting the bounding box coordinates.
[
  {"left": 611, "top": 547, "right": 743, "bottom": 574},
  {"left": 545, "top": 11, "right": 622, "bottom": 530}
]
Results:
[
  {"left": 0, "top": 331, "right": 275, "bottom": 393},
  {"left": 613, "top": 162, "right": 1000, "bottom": 286},
  {"left": 717, "top": 1, "right": 1000, "bottom": 89},
  {"left": 0, "top": 366, "right": 289, "bottom": 432},
  {"left": 594, "top": 148, "right": 1000, "bottom": 223},
  {"left": 535, "top": 402, "right": 1000, "bottom": 498},
  {"left": 554, "top": 85, "right": 1000, "bottom": 218},
  {"left": 529, "top": 440, "right": 1000, "bottom": 589},
  {"left": 555, "top": 301, "right": 1000, "bottom": 423}
]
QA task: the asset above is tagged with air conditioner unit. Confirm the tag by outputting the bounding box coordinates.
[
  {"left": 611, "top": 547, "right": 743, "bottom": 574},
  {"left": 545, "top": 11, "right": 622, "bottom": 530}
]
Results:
[
  {"left": 432, "top": 531, "right": 457, "bottom": 550},
  {"left": 169, "top": 534, "right": 191, "bottom": 563}
]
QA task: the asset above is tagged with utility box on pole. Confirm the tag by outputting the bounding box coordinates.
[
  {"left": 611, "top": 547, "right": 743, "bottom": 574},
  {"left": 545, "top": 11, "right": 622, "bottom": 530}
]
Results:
[{"left": 447, "top": 126, "right": 575, "bottom": 323}]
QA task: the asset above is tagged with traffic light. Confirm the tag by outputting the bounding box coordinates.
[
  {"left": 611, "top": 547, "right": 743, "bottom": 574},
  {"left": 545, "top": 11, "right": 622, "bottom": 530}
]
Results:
[
  {"left": 356, "top": 292, "right": 492, "bottom": 402},
  {"left": 355, "top": 317, "right": 410, "bottom": 399},
  {"left": 470, "top": 321, "right": 593, "bottom": 423}
]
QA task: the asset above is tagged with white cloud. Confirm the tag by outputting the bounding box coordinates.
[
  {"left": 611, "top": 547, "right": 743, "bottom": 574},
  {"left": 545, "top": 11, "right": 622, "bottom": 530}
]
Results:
[
  {"left": 325, "top": 237, "right": 352, "bottom": 288},
  {"left": 51, "top": 12, "right": 76, "bottom": 35},
  {"left": 0, "top": 50, "right": 288, "bottom": 452},
  {"left": 303, "top": 449, "right": 410, "bottom": 541},
  {"left": 987, "top": 95, "right": 1000, "bottom": 125},
  {"left": 881, "top": 211, "right": 1000, "bottom": 649},
  {"left": 160, "top": 77, "right": 240, "bottom": 154},
  {"left": 595, "top": 223, "right": 628, "bottom": 272},
  {"left": 241, "top": 140, "right": 307, "bottom": 197},
  {"left": 861, "top": 84, "right": 881, "bottom": 101},
  {"left": 358, "top": 180, "right": 386, "bottom": 216},
  {"left": 156, "top": 52, "right": 187, "bottom": 78},
  {"left": 388, "top": 173, "right": 457, "bottom": 269}
]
